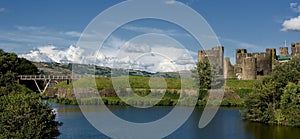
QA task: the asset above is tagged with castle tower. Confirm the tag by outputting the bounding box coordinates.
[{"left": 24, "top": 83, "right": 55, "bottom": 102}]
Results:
[
  {"left": 198, "top": 46, "right": 224, "bottom": 75},
  {"left": 279, "top": 47, "right": 289, "bottom": 57},
  {"left": 236, "top": 49, "right": 247, "bottom": 65},
  {"left": 291, "top": 42, "right": 300, "bottom": 57},
  {"left": 265, "top": 48, "right": 276, "bottom": 74},
  {"left": 211, "top": 46, "right": 224, "bottom": 72},
  {"left": 224, "top": 57, "right": 234, "bottom": 79},
  {"left": 242, "top": 57, "right": 257, "bottom": 80}
]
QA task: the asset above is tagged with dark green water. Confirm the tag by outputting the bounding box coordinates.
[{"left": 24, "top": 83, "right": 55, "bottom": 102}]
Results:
[{"left": 52, "top": 103, "right": 300, "bottom": 139}]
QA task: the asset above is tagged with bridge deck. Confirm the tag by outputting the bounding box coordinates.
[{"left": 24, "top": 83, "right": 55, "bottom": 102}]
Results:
[{"left": 18, "top": 75, "right": 105, "bottom": 80}]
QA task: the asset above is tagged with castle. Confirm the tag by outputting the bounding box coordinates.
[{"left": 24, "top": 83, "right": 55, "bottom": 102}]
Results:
[{"left": 198, "top": 42, "right": 300, "bottom": 80}]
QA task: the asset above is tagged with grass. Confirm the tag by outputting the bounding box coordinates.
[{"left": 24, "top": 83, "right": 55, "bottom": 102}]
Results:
[
  {"left": 65, "top": 76, "right": 195, "bottom": 90},
  {"left": 225, "top": 80, "right": 256, "bottom": 90},
  {"left": 225, "top": 80, "right": 256, "bottom": 99},
  {"left": 57, "top": 76, "right": 256, "bottom": 90},
  {"left": 54, "top": 77, "right": 257, "bottom": 107}
]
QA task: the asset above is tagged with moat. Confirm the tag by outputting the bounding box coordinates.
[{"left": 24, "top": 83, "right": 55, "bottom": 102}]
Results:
[{"left": 52, "top": 103, "right": 300, "bottom": 139}]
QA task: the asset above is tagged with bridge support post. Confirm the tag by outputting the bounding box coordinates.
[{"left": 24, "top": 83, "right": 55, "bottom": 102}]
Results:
[{"left": 33, "top": 79, "right": 52, "bottom": 95}]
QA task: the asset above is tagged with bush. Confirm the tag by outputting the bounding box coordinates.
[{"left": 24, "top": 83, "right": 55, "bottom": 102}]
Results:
[
  {"left": 198, "top": 89, "right": 208, "bottom": 100},
  {"left": 157, "top": 98, "right": 172, "bottom": 106},
  {"left": 0, "top": 92, "right": 62, "bottom": 138}
]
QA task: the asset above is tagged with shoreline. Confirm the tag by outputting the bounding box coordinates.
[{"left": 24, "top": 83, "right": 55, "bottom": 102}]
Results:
[{"left": 48, "top": 97, "right": 244, "bottom": 107}]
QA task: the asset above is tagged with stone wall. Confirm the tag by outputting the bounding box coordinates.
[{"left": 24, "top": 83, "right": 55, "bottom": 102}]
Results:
[
  {"left": 242, "top": 57, "right": 257, "bottom": 80},
  {"left": 200, "top": 43, "right": 299, "bottom": 80},
  {"left": 224, "top": 57, "right": 234, "bottom": 79},
  {"left": 198, "top": 46, "right": 224, "bottom": 75},
  {"left": 291, "top": 43, "right": 300, "bottom": 57},
  {"left": 280, "top": 47, "right": 289, "bottom": 57}
]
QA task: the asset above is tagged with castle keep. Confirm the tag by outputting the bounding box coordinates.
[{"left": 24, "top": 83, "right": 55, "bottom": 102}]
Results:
[{"left": 198, "top": 42, "right": 300, "bottom": 80}]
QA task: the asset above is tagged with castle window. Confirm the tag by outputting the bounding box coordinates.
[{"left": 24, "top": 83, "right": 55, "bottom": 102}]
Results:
[{"left": 257, "top": 69, "right": 264, "bottom": 76}]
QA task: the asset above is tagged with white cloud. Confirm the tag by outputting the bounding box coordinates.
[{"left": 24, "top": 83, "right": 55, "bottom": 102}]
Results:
[
  {"left": 0, "top": 8, "right": 6, "bottom": 13},
  {"left": 19, "top": 36, "right": 197, "bottom": 73},
  {"left": 19, "top": 45, "right": 85, "bottom": 63},
  {"left": 281, "top": 15, "right": 300, "bottom": 31},
  {"left": 14, "top": 27, "right": 197, "bottom": 72},
  {"left": 0, "top": 25, "right": 83, "bottom": 53},
  {"left": 290, "top": 2, "right": 300, "bottom": 12},
  {"left": 64, "top": 31, "right": 81, "bottom": 37},
  {"left": 15, "top": 25, "right": 45, "bottom": 31},
  {"left": 121, "top": 42, "right": 151, "bottom": 53}
]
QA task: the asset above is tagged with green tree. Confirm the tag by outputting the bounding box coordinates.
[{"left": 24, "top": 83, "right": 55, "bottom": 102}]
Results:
[
  {"left": 192, "top": 62, "right": 213, "bottom": 89},
  {"left": 243, "top": 56, "right": 300, "bottom": 127},
  {"left": 0, "top": 49, "right": 62, "bottom": 137},
  {"left": 0, "top": 92, "right": 62, "bottom": 138},
  {"left": 192, "top": 62, "right": 213, "bottom": 100},
  {"left": 279, "top": 82, "right": 300, "bottom": 126},
  {"left": 0, "top": 49, "right": 39, "bottom": 91},
  {"left": 0, "top": 50, "right": 38, "bottom": 75}
]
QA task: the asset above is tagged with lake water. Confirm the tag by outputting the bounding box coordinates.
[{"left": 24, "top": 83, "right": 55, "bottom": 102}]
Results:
[{"left": 51, "top": 103, "right": 300, "bottom": 139}]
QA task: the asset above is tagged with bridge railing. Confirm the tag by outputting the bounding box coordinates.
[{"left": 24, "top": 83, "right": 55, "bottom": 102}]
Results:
[{"left": 18, "top": 75, "right": 106, "bottom": 80}]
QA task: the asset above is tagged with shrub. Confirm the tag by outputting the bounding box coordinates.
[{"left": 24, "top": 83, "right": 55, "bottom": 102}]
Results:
[{"left": 0, "top": 92, "right": 62, "bottom": 138}]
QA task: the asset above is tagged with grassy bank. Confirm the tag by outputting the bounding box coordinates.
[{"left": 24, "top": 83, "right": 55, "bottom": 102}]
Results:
[
  {"left": 49, "top": 97, "right": 245, "bottom": 107},
  {"left": 52, "top": 77, "right": 256, "bottom": 107}
]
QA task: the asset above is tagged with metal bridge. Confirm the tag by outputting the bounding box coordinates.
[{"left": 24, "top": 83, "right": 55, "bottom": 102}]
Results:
[{"left": 17, "top": 75, "right": 105, "bottom": 94}]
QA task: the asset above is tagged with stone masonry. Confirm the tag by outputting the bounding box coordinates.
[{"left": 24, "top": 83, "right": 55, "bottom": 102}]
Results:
[{"left": 199, "top": 42, "right": 300, "bottom": 80}]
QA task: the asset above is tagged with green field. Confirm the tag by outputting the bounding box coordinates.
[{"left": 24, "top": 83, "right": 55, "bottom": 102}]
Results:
[
  {"left": 62, "top": 76, "right": 195, "bottom": 90},
  {"left": 57, "top": 76, "right": 255, "bottom": 91},
  {"left": 53, "top": 76, "right": 256, "bottom": 107}
]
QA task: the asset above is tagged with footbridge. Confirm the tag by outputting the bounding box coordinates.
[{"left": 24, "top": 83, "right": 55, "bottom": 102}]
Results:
[{"left": 18, "top": 75, "right": 104, "bottom": 94}]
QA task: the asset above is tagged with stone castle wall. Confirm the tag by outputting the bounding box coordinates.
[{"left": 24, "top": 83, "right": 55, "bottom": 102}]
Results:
[
  {"left": 291, "top": 43, "right": 300, "bottom": 57},
  {"left": 224, "top": 57, "right": 234, "bottom": 79},
  {"left": 199, "top": 42, "right": 299, "bottom": 80},
  {"left": 242, "top": 57, "right": 257, "bottom": 80},
  {"left": 280, "top": 47, "right": 289, "bottom": 57},
  {"left": 198, "top": 46, "right": 224, "bottom": 75}
]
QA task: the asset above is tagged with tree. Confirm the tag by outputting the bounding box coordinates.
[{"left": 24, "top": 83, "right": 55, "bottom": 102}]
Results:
[
  {"left": 243, "top": 56, "right": 300, "bottom": 127},
  {"left": 191, "top": 62, "right": 213, "bottom": 100},
  {"left": 0, "top": 49, "right": 62, "bottom": 137},
  {"left": 0, "top": 50, "right": 38, "bottom": 75},
  {"left": 0, "top": 49, "right": 39, "bottom": 91},
  {"left": 0, "top": 92, "right": 62, "bottom": 138},
  {"left": 279, "top": 82, "right": 300, "bottom": 126},
  {"left": 192, "top": 61, "right": 213, "bottom": 89}
]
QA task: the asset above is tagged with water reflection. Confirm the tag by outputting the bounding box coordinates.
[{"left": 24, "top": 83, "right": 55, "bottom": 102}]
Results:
[
  {"left": 244, "top": 122, "right": 300, "bottom": 139},
  {"left": 51, "top": 103, "right": 300, "bottom": 139}
]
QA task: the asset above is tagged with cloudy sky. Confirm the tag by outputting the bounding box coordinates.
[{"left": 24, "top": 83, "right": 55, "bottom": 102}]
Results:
[{"left": 0, "top": 0, "right": 299, "bottom": 72}]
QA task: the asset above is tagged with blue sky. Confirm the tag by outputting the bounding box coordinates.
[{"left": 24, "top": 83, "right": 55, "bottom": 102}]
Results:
[{"left": 0, "top": 0, "right": 299, "bottom": 68}]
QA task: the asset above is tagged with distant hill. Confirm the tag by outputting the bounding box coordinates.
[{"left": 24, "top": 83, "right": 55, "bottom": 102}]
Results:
[{"left": 32, "top": 62, "right": 181, "bottom": 78}]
